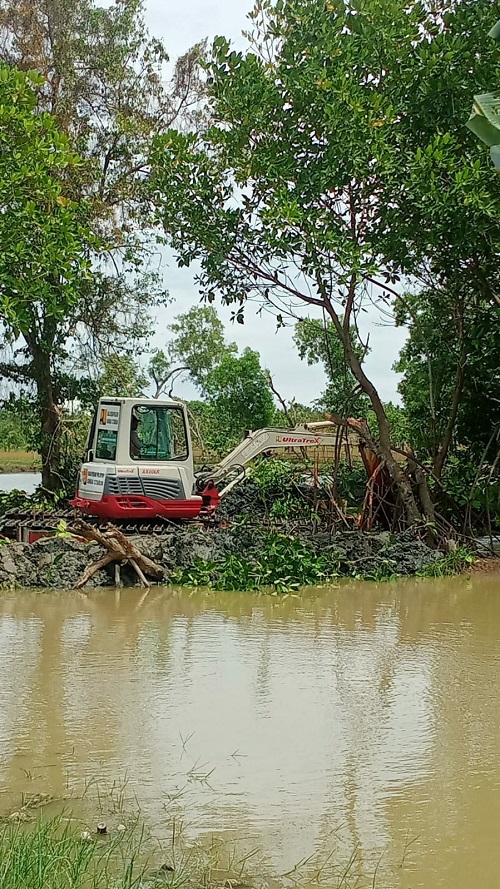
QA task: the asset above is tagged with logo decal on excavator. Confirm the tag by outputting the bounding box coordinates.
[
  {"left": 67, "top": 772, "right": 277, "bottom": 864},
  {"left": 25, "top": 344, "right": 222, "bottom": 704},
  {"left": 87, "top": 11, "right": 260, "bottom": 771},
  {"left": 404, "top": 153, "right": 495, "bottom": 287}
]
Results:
[
  {"left": 277, "top": 436, "right": 321, "bottom": 445},
  {"left": 99, "top": 408, "right": 108, "bottom": 425},
  {"left": 82, "top": 468, "right": 89, "bottom": 484}
]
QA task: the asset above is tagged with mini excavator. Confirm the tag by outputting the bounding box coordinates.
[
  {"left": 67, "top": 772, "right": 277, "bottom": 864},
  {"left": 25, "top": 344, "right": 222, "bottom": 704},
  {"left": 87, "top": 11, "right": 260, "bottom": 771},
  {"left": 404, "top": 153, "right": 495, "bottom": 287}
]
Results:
[
  {"left": 1, "top": 397, "right": 348, "bottom": 541},
  {"left": 72, "top": 397, "right": 343, "bottom": 522}
]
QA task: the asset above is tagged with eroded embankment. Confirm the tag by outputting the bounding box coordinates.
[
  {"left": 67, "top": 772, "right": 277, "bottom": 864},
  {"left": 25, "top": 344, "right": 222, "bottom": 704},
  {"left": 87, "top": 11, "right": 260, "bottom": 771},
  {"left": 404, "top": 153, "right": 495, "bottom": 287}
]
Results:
[{"left": 0, "top": 524, "right": 447, "bottom": 589}]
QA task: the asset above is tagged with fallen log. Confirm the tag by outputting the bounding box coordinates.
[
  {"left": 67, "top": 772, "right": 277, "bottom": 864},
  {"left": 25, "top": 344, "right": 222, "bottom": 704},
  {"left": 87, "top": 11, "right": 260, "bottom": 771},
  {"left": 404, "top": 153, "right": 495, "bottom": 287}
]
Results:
[{"left": 70, "top": 521, "right": 165, "bottom": 589}]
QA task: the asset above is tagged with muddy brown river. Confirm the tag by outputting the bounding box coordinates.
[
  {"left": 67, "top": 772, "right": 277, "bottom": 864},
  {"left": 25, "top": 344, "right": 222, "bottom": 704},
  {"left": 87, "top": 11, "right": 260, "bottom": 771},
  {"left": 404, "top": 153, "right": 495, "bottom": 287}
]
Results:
[{"left": 0, "top": 575, "right": 499, "bottom": 887}]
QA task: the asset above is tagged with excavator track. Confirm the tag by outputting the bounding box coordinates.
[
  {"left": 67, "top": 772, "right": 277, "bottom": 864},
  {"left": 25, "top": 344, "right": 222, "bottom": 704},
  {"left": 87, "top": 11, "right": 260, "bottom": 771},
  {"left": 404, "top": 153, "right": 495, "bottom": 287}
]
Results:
[{"left": 0, "top": 507, "right": 214, "bottom": 543}]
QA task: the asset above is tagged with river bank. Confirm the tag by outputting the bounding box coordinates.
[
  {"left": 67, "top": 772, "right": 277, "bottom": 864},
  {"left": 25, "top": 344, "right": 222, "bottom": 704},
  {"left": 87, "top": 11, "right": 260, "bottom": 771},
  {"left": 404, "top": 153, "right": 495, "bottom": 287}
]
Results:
[
  {"left": 0, "top": 467, "right": 494, "bottom": 590},
  {"left": 0, "top": 451, "right": 40, "bottom": 474},
  {"left": 0, "top": 523, "right": 467, "bottom": 589}
]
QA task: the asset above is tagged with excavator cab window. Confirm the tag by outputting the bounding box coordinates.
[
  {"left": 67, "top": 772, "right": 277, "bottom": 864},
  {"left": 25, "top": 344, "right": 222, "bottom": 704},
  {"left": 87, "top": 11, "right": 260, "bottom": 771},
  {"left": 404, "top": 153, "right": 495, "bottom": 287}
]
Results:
[
  {"left": 130, "top": 405, "right": 188, "bottom": 461},
  {"left": 94, "top": 401, "right": 121, "bottom": 462},
  {"left": 95, "top": 428, "right": 117, "bottom": 461}
]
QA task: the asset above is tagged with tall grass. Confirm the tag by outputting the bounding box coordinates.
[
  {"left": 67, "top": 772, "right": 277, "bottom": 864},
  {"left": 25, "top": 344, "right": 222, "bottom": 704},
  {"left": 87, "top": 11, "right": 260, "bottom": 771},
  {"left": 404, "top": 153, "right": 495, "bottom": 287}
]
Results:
[
  {"left": 0, "top": 811, "right": 267, "bottom": 889},
  {"left": 417, "top": 546, "right": 475, "bottom": 577},
  {"left": 0, "top": 817, "right": 154, "bottom": 889}
]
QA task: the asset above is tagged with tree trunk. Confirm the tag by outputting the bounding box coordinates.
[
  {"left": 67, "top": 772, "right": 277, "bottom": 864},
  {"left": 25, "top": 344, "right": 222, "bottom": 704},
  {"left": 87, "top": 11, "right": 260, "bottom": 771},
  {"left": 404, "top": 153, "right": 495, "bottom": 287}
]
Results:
[
  {"left": 348, "top": 346, "right": 423, "bottom": 525},
  {"left": 433, "top": 346, "right": 466, "bottom": 481},
  {"left": 323, "top": 300, "right": 427, "bottom": 527},
  {"left": 32, "top": 346, "right": 62, "bottom": 492}
]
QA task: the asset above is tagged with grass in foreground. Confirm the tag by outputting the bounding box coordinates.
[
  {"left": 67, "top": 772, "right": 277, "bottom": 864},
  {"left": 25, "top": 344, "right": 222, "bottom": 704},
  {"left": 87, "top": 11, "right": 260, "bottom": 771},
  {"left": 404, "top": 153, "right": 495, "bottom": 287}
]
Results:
[
  {"left": 0, "top": 813, "right": 267, "bottom": 889},
  {"left": 0, "top": 817, "right": 152, "bottom": 889}
]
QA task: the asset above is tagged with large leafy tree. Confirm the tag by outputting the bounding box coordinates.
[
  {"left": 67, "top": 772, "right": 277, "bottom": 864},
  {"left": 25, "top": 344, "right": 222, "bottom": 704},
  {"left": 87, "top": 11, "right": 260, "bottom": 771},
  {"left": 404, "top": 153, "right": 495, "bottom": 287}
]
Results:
[
  {"left": 376, "top": 0, "right": 500, "bottom": 483},
  {"left": 95, "top": 354, "right": 148, "bottom": 400},
  {"left": 0, "top": 68, "right": 92, "bottom": 326},
  {"left": 0, "top": 0, "right": 200, "bottom": 488},
  {"left": 376, "top": 1, "right": 500, "bottom": 315},
  {"left": 150, "top": 0, "right": 426, "bottom": 524},
  {"left": 0, "top": 65, "right": 95, "bottom": 488},
  {"left": 150, "top": 0, "right": 500, "bottom": 529},
  {"left": 395, "top": 290, "right": 499, "bottom": 476},
  {"left": 0, "top": 0, "right": 203, "bottom": 217},
  {"left": 466, "top": 20, "right": 500, "bottom": 171},
  {"left": 149, "top": 306, "right": 275, "bottom": 449}
]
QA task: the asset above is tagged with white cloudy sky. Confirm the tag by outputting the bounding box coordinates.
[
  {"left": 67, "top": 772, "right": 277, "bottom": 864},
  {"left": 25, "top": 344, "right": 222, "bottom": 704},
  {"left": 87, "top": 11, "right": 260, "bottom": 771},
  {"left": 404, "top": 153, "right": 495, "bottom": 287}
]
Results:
[{"left": 141, "top": 0, "right": 407, "bottom": 405}]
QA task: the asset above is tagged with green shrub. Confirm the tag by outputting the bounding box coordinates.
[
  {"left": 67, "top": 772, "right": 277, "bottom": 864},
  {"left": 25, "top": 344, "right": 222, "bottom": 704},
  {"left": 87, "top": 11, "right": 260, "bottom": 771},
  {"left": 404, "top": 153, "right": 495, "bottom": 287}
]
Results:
[{"left": 0, "top": 410, "right": 28, "bottom": 451}]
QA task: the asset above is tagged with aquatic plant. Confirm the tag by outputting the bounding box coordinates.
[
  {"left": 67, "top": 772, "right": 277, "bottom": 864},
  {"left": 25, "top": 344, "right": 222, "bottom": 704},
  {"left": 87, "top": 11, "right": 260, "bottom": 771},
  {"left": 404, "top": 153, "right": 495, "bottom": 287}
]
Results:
[
  {"left": 172, "top": 531, "right": 475, "bottom": 592},
  {"left": 171, "top": 533, "right": 339, "bottom": 593}
]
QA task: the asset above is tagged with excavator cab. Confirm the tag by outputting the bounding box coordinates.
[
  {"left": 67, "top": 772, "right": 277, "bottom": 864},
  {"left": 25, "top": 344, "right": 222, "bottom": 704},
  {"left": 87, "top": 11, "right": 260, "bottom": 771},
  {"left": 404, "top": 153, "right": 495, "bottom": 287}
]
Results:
[{"left": 72, "top": 398, "right": 213, "bottom": 521}]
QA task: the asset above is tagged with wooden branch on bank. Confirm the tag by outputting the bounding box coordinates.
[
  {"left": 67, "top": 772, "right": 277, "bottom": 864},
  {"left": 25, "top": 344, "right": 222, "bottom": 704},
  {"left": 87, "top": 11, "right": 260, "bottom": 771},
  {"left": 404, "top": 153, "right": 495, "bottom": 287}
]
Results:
[
  {"left": 70, "top": 522, "right": 165, "bottom": 590},
  {"left": 75, "top": 552, "right": 116, "bottom": 589}
]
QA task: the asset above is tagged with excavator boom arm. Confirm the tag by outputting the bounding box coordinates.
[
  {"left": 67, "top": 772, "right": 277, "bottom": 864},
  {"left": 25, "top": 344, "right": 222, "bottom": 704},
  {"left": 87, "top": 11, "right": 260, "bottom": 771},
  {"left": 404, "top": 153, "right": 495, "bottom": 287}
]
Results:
[{"left": 197, "top": 424, "right": 343, "bottom": 498}]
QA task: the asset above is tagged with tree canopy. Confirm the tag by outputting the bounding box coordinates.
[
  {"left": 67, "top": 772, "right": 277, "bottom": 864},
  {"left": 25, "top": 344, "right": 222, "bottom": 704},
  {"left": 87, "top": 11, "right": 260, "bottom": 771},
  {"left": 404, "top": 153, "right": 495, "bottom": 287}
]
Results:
[
  {"left": 149, "top": 305, "right": 238, "bottom": 397},
  {"left": 0, "top": 0, "right": 200, "bottom": 488},
  {"left": 0, "top": 64, "right": 98, "bottom": 489},
  {"left": 204, "top": 347, "right": 276, "bottom": 442},
  {"left": 0, "top": 65, "right": 92, "bottom": 331},
  {"left": 150, "top": 0, "right": 500, "bottom": 528},
  {"left": 395, "top": 289, "right": 500, "bottom": 475},
  {"left": 466, "top": 19, "right": 500, "bottom": 171}
]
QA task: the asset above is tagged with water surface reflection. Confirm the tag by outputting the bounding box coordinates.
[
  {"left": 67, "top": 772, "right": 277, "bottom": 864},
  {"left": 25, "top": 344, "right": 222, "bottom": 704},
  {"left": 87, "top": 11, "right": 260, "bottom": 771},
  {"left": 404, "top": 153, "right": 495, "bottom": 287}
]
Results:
[{"left": 0, "top": 576, "right": 499, "bottom": 888}]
